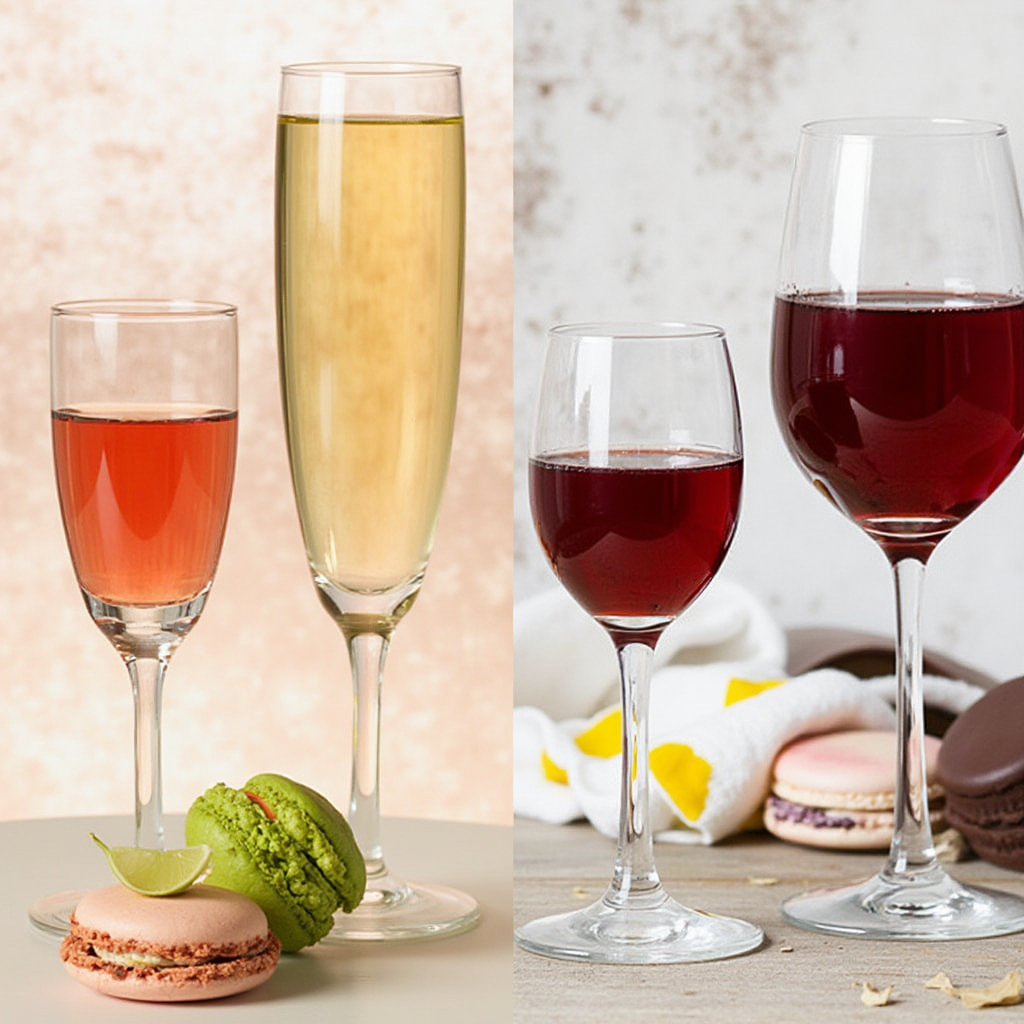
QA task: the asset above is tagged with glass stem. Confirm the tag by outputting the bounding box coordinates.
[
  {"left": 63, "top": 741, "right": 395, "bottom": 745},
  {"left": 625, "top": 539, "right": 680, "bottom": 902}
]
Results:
[
  {"left": 606, "top": 640, "right": 663, "bottom": 909},
  {"left": 883, "top": 556, "right": 938, "bottom": 881},
  {"left": 127, "top": 656, "right": 167, "bottom": 851},
  {"left": 347, "top": 631, "right": 391, "bottom": 883}
]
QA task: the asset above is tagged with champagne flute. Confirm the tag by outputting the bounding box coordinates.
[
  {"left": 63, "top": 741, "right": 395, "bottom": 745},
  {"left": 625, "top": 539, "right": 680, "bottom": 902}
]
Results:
[
  {"left": 772, "top": 117, "right": 1024, "bottom": 938},
  {"left": 515, "top": 322, "right": 763, "bottom": 963},
  {"left": 31, "top": 299, "right": 237, "bottom": 935},
  {"left": 275, "top": 62, "right": 478, "bottom": 941}
]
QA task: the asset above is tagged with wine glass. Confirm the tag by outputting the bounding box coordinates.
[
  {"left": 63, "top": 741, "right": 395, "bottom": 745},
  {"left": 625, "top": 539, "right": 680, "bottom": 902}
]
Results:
[
  {"left": 515, "top": 322, "right": 763, "bottom": 963},
  {"left": 772, "top": 117, "right": 1024, "bottom": 939},
  {"left": 275, "top": 62, "right": 478, "bottom": 941},
  {"left": 31, "top": 299, "right": 237, "bottom": 935}
]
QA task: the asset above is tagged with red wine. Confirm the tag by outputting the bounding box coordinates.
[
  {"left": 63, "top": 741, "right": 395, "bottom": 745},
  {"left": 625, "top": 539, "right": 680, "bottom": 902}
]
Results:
[
  {"left": 772, "top": 292, "right": 1024, "bottom": 552},
  {"left": 529, "top": 448, "right": 742, "bottom": 627},
  {"left": 53, "top": 405, "right": 237, "bottom": 606}
]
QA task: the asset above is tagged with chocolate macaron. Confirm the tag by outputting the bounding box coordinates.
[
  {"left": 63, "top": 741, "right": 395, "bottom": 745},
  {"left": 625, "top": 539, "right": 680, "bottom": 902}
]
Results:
[{"left": 937, "top": 676, "right": 1024, "bottom": 870}]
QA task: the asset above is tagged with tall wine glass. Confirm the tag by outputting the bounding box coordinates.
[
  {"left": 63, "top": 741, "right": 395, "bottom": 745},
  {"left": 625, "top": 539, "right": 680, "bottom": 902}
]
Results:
[
  {"left": 275, "top": 62, "right": 478, "bottom": 941},
  {"left": 31, "top": 299, "right": 237, "bottom": 935},
  {"left": 772, "top": 117, "right": 1024, "bottom": 938},
  {"left": 515, "top": 322, "right": 763, "bottom": 963}
]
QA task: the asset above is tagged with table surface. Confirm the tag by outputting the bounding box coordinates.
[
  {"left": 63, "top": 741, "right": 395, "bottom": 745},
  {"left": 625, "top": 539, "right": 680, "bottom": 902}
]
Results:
[
  {"left": 1, "top": 813, "right": 511, "bottom": 1022},
  {"left": 514, "top": 817, "right": 1024, "bottom": 1023}
]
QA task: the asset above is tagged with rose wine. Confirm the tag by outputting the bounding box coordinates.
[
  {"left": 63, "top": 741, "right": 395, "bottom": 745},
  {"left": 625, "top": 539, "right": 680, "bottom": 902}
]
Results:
[
  {"left": 772, "top": 292, "right": 1024, "bottom": 550},
  {"left": 52, "top": 404, "right": 237, "bottom": 606},
  {"left": 276, "top": 115, "right": 464, "bottom": 595},
  {"left": 529, "top": 448, "right": 742, "bottom": 624}
]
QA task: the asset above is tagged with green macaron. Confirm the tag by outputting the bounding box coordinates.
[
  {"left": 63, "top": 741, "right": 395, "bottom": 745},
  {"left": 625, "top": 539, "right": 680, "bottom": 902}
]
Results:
[{"left": 185, "top": 773, "right": 366, "bottom": 952}]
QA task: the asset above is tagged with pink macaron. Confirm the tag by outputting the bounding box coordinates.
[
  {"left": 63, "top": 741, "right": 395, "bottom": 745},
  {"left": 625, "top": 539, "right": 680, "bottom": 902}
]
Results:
[
  {"left": 763, "top": 729, "right": 945, "bottom": 850},
  {"left": 60, "top": 884, "right": 281, "bottom": 1002}
]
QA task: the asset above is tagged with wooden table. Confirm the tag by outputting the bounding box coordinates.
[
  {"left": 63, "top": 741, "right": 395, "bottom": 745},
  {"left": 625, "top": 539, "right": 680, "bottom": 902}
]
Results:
[{"left": 514, "top": 817, "right": 1024, "bottom": 1022}]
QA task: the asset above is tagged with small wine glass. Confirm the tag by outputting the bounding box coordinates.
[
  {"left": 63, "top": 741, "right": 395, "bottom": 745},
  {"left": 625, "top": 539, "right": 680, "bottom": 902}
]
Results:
[
  {"left": 515, "top": 322, "right": 763, "bottom": 964},
  {"left": 772, "top": 117, "right": 1024, "bottom": 938},
  {"left": 30, "top": 299, "right": 238, "bottom": 936}
]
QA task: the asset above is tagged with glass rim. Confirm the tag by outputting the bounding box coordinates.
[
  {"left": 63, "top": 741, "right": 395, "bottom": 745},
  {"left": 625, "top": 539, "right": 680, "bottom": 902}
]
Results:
[
  {"left": 801, "top": 115, "right": 1007, "bottom": 140},
  {"left": 51, "top": 299, "right": 237, "bottom": 321},
  {"left": 548, "top": 321, "right": 726, "bottom": 341},
  {"left": 280, "top": 61, "right": 461, "bottom": 78}
]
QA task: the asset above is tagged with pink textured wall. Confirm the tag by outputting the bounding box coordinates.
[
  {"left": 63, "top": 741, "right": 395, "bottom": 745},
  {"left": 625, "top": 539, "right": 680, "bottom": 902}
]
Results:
[{"left": 0, "top": 1, "right": 511, "bottom": 824}]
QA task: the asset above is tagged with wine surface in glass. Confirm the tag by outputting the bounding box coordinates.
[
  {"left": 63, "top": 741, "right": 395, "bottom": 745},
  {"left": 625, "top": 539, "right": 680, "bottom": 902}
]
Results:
[
  {"left": 52, "top": 404, "right": 237, "bottom": 606},
  {"left": 773, "top": 292, "right": 1024, "bottom": 549},
  {"left": 276, "top": 115, "right": 464, "bottom": 595},
  {"left": 529, "top": 447, "right": 742, "bottom": 622}
]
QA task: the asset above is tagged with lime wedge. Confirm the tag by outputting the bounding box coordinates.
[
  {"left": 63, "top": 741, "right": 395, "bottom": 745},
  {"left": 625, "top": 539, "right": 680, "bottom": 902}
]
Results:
[{"left": 90, "top": 833, "right": 212, "bottom": 896}]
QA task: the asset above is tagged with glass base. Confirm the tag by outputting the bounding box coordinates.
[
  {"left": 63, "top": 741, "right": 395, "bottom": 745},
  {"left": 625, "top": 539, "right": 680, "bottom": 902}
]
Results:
[
  {"left": 515, "top": 892, "right": 763, "bottom": 964},
  {"left": 782, "top": 865, "right": 1024, "bottom": 940},
  {"left": 28, "top": 889, "right": 86, "bottom": 938},
  {"left": 322, "top": 871, "right": 480, "bottom": 943}
]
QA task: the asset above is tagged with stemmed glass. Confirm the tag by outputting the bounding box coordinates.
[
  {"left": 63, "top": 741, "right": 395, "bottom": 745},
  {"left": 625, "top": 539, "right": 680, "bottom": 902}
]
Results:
[
  {"left": 772, "top": 117, "right": 1024, "bottom": 938},
  {"left": 515, "top": 322, "right": 763, "bottom": 963},
  {"left": 275, "top": 62, "right": 478, "bottom": 941},
  {"left": 31, "top": 300, "right": 238, "bottom": 935}
]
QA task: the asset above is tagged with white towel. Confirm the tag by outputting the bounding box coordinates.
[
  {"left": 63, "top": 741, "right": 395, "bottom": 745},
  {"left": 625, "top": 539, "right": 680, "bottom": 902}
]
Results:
[
  {"left": 514, "top": 578, "right": 788, "bottom": 720},
  {"left": 513, "top": 580, "right": 986, "bottom": 844}
]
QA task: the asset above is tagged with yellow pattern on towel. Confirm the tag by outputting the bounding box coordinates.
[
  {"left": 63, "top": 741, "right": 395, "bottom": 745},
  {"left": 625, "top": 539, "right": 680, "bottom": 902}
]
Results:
[
  {"left": 649, "top": 743, "right": 712, "bottom": 821},
  {"left": 516, "top": 665, "right": 901, "bottom": 844},
  {"left": 725, "top": 678, "right": 783, "bottom": 706},
  {"left": 541, "top": 679, "right": 781, "bottom": 805},
  {"left": 574, "top": 708, "right": 622, "bottom": 757},
  {"left": 540, "top": 751, "right": 568, "bottom": 785}
]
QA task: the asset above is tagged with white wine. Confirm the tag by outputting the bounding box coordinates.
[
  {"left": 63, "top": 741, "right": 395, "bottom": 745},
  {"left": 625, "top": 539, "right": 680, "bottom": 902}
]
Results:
[{"left": 276, "top": 115, "right": 465, "bottom": 598}]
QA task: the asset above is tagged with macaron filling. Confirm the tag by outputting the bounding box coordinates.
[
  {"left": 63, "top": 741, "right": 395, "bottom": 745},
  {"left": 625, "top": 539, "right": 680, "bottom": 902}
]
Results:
[
  {"left": 62, "top": 932, "right": 280, "bottom": 987},
  {"left": 65, "top": 932, "right": 277, "bottom": 972},
  {"left": 766, "top": 796, "right": 858, "bottom": 831},
  {"left": 95, "top": 948, "right": 183, "bottom": 968}
]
